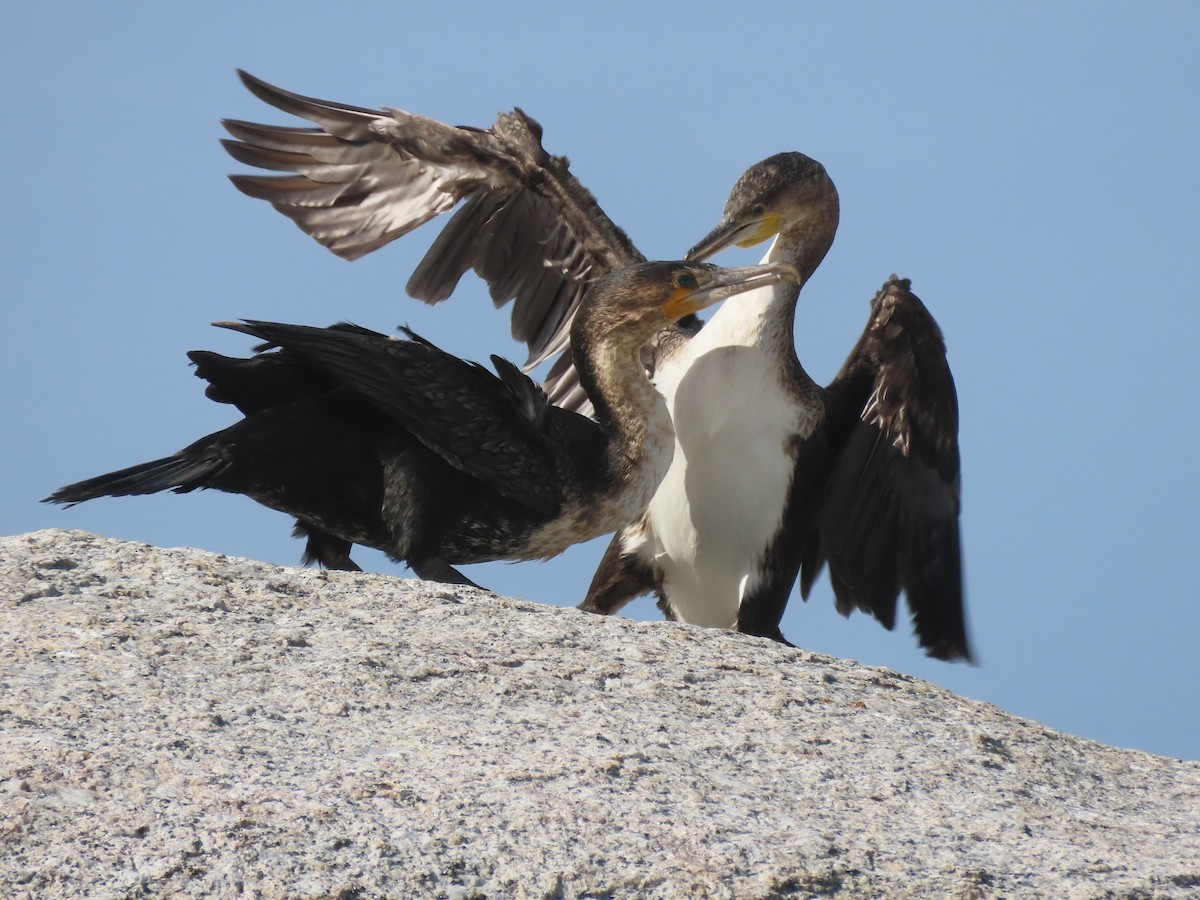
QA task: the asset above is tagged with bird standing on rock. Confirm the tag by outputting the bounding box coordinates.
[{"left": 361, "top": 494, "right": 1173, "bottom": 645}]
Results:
[
  {"left": 47, "top": 261, "right": 798, "bottom": 586},
  {"left": 583, "top": 155, "right": 970, "bottom": 661},
  {"left": 218, "top": 73, "right": 969, "bottom": 659}
]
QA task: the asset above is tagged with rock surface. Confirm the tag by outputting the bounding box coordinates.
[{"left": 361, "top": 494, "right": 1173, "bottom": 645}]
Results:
[{"left": 2, "top": 530, "right": 1198, "bottom": 898}]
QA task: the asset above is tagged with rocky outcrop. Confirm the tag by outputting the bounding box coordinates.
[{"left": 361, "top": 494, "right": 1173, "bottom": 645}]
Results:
[{"left": 2, "top": 530, "right": 1197, "bottom": 898}]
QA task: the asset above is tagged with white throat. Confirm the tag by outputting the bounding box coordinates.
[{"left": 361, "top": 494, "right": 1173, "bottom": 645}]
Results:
[{"left": 688, "top": 237, "right": 795, "bottom": 350}]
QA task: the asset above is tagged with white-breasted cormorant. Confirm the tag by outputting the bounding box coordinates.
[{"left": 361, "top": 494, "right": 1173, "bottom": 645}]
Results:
[
  {"left": 219, "top": 74, "right": 968, "bottom": 659},
  {"left": 583, "top": 155, "right": 970, "bottom": 661},
  {"left": 47, "top": 261, "right": 798, "bottom": 582}
]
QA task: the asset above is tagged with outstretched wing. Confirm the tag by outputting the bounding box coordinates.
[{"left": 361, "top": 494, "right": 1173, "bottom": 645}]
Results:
[
  {"left": 223, "top": 71, "right": 645, "bottom": 412},
  {"left": 804, "top": 276, "right": 970, "bottom": 661}
]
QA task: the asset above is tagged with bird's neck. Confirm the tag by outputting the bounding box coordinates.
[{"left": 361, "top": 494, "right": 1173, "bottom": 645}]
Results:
[
  {"left": 573, "top": 316, "right": 671, "bottom": 483},
  {"left": 774, "top": 217, "right": 834, "bottom": 285},
  {"left": 589, "top": 340, "right": 668, "bottom": 451},
  {"left": 699, "top": 237, "right": 802, "bottom": 353},
  {"left": 727, "top": 221, "right": 834, "bottom": 344}
]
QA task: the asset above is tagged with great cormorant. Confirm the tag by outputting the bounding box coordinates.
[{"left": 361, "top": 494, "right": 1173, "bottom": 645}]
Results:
[
  {"left": 582, "top": 155, "right": 970, "bottom": 661},
  {"left": 47, "top": 262, "right": 797, "bottom": 581},
  {"left": 220, "top": 74, "right": 969, "bottom": 659}
]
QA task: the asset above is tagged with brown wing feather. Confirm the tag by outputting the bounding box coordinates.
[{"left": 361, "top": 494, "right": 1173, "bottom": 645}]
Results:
[
  {"left": 810, "top": 276, "right": 970, "bottom": 661},
  {"left": 223, "top": 71, "right": 644, "bottom": 414}
]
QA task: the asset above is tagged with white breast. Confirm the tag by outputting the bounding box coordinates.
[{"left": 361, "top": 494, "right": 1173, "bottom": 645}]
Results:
[{"left": 629, "top": 242, "right": 819, "bottom": 627}]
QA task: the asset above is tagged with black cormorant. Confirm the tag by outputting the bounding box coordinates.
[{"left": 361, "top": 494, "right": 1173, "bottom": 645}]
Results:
[
  {"left": 220, "top": 74, "right": 968, "bottom": 659},
  {"left": 47, "top": 261, "right": 797, "bottom": 582}
]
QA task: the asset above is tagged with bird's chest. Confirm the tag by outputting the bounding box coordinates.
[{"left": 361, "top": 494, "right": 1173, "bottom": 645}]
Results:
[
  {"left": 656, "top": 344, "right": 808, "bottom": 544},
  {"left": 644, "top": 335, "right": 818, "bottom": 626}
]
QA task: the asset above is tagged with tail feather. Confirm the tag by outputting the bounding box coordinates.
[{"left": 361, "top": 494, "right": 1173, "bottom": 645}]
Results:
[{"left": 45, "top": 453, "right": 229, "bottom": 506}]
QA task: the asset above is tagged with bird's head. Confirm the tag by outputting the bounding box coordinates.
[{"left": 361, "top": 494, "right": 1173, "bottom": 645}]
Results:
[
  {"left": 686, "top": 152, "right": 840, "bottom": 273},
  {"left": 575, "top": 260, "right": 800, "bottom": 347}
]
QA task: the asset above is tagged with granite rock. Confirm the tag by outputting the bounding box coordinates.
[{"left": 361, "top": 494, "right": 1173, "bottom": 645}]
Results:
[{"left": 2, "top": 530, "right": 1197, "bottom": 898}]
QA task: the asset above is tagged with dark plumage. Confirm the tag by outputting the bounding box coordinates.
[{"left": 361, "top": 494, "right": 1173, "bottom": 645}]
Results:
[
  {"left": 222, "top": 69, "right": 654, "bottom": 412},
  {"left": 810, "top": 276, "right": 966, "bottom": 660},
  {"left": 47, "top": 262, "right": 797, "bottom": 582},
  {"left": 219, "top": 74, "right": 968, "bottom": 659}
]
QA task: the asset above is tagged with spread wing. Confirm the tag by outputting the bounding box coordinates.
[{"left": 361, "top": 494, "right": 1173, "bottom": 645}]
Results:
[
  {"left": 223, "top": 71, "right": 645, "bottom": 414},
  {"left": 804, "top": 276, "right": 970, "bottom": 661}
]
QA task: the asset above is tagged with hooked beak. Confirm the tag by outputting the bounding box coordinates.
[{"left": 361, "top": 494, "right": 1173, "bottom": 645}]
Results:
[
  {"left": 663, "top": 262, "right": 801, "bottom": 320},
  {"left": 686, "top": 212, "right": 783, "bottom": 261}
]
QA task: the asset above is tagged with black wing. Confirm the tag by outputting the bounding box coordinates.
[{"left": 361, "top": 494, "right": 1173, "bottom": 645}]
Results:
[
  {"left": 223, "top": 71, "right": 645, "bottom": 412},
  {"left": 804, "top": 277, "right": 970, "bottom": 661},
  {"left": 185, "top": 321, "right": 380, "bottom": 413},
  {"left": 221, "top": 320, "right": 603, "bottom": 518}
]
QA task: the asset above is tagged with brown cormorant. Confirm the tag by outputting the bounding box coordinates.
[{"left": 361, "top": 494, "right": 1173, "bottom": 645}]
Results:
[
  {"left": 47, "top": 261, "right": 798, "bottom": 582},
  {"left": 222, "top": 69, "right": 643, "bottom": 413},
  {"left": 220, "top": 74, "right": 968, "bottom": 659}
]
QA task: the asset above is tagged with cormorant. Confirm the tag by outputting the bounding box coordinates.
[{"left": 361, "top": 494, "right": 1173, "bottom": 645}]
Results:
[
  {"left": 583, "top": 155, "right": 970, "bottom": 661},
  {"left": 220, "top": 74, "right": 969, "bottom": 659},
  {"left": 47, "top": 261, "right": 798, "bottom": 582}
]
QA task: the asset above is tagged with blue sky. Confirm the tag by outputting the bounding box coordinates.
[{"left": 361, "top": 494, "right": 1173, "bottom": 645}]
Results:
[{"left": 4, "top": 3, "right": 1197, "bottom": 760}]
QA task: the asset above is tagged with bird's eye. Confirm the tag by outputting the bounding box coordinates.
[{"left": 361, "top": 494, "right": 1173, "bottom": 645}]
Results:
[
  {"left": 674, "top": 272, "right": 698, "bottom": 290},
  {"left": 751, "top": 203, "right": 767, "bottom": 217}
]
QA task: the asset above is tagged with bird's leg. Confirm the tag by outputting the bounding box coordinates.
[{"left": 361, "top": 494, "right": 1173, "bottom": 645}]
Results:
[
  {"left": 410, "top": 558, "right": 487, "bottom": 590},
  {"left": 295, "top": 522, "right": 362, "bottom": 572}
]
